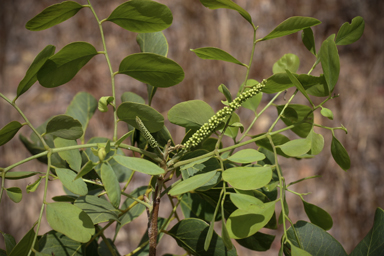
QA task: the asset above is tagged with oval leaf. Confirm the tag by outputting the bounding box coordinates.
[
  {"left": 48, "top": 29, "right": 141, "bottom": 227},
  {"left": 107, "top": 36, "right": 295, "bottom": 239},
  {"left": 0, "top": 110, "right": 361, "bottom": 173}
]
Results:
[
  {"left": 320, "top": 107, "right": 334, "bottom": 120},
  {"left": 16, "top": 45, "right": 56, "bottom": 98},
  {"left": 56, "top": 168, "right": 88, "bottom": 196},
  {"left": 230, "top": 193, "right": 264, "bottom": 210},
  {"left": 320, "top": 36, "right": 340, "bottom": 92},
  {"left": 101, "top": 163, "right": 121, "bottom": 208},
  {"left": 66, "top": 92, "right": 97, "bottom": 134},
  {"left": 37, "top": 42, "right": 98, "bottom": 88},
  {"left": 272, "top": 53, "right": 300, "bottom": 74},
  {"left": 106, "top": 0, "right": 172, "bottom": 33},
  {"left": 309, "top": 130, "right": 324, "bottom": 155},
  {"left": 191, "top": 47, "right": 245, "bottom": 66},
  {"left": 286, "top": 221, "right": 347, "bottom": 256},
  {"left": 117, "top": 102, "right": 164, "bottom": 133},
  {"left": 4, "top": 171, "right": 39, "bottom": 180},
  {"left": 279, "top": 139, "right": 312, "bottom": 157},
  {"left": 137, "top": 32, "right": 168, "bottom": 56},
  {"left": 5, "top": 187, "right": 23, "bottom": 203},
  {"left": 227, "top": 149, "right": 265, "bottom": 163},
  {"left": 0, "top": 121, "right": 23, "bottom": 146},
  {"left": 168, "top": 218, "right": 237, "bottom": 256},
  {"left": 45, "top": 115, "right": 83, "bottom": 139},
  {"left": 113, "top": 155, "right": 165, "bottom": 175},
  {"left": 335, "top": 16, "right": 365, "bottom": 45},
  {"left": 226, "top": 201, "right": 276, "bottom": 239},
  {"left": 331, "top": 135, "right": 350, "bottom": 171},
  {"left": 168, "top": 100, "right": 215, "bottom": 130},
  {"left": 54, "top": 138, "right": 81, "bottom": 172},
  {"left": 26, "top": 1, "right": 83, "bottom": 31},
  {"left": 262, "top": 16, "right": 321, "bottom": 41},
  {"left": 223, "top": 167, "right": 272, "bottom": 190},
  {"left": 199, "top": 0, "right": 252, "bottom": 26},
  {"left": 302, "top": 199, "right": 333, "bottom": 231},
  {"left": 169, "top": 171, "right": 217, "bottom": 196},
  {"left": 46, "top": 202, "right": 95, "bottom": 243},
  {"left": 74, "top": 195, "right": 120, "bottom": 224},
  {"left": 302, "top": 28, "right": 316, "bottom": 55},
  {"left": 118, "top": 53, "right": 184, "bottom": 88}
]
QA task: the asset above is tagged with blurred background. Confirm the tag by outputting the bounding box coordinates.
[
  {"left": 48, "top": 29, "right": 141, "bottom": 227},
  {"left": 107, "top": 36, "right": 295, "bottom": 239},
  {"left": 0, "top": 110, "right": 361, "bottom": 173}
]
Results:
[{"left": 0, "top": 0, "right": 383, "bottom": 255}]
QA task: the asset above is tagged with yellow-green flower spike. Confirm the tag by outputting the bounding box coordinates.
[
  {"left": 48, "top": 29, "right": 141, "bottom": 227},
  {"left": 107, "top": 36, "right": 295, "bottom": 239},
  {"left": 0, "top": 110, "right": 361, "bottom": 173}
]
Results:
[
  {"left": 183, "top": 81, "right": 265, "bottom": 150},
  {"left": 136, "top": 116, "right": 159, "bottom": 148}
]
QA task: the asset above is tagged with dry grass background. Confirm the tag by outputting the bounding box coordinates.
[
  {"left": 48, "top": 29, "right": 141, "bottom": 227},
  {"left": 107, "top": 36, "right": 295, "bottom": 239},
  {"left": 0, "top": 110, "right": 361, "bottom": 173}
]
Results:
[{"left": 0, "top": 0, "right": 383, "bottom": 255}]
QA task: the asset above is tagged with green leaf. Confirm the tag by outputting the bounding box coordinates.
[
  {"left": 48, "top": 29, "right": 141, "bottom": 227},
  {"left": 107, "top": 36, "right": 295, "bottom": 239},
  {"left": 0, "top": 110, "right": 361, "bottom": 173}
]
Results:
[
  {"left": 106, "top": 0, "right": 172, "bottom": 33},
  {"left": 168, "top": 100, "right": 215, "bottom": 130},
  {"left": 16, "top": 45, "right": 56, "bottom": 98},
  {"left": 97, "top": 238, "right": 120, "bottom": 256},
  {"left": 240, "top": 80, "right": 263, "bottom": 112},
  {"left": 98, "top": 96, "right": 114, "bottom": 112},
  {"left": 222, "top": 112, "right": 240, "bottom": 139},
  {"left": 169, "top": 171, "right": 217, "bottom": 196},
  {"left": 305, "top": 75, "right": 330, "bottom": 97},
  {"left": 226, "top": 201, "right": 276, "bottom": 239},
  {"left": 136, "top": 32, "right": 168, "bottom": 105},
  {"left": 227, "top": 149, "right": 265, "bottom": 163},
  {"left": 74, "top": 195, "right": 120, "bottom": 224},
  {"left": 113, "top": 155, "right": 165, "bottom": 175},
  {"left": 302, "top": 28, "right": 316, "bottom": 55},
  {"left": 229, "top": 193, "right": 263, "bottom": 210},
  {"left": 116, "top": 186, "right": 148, "bottom": 236},
  {"left": 168, "top": 218, "right": 237, "bottom": 256},
  {"left": 38, "top": 230, "right": 85, "bottom": 256},
  {"left": 46, "top": 202, "right": 94, "bottom": 243},
  {"left": 276, "top": 104, "right": 314, "bottom": 138},
  {"left": 191, "top": 47, "right": 245, "bottom": 66},
  {"left": 65, "top": 92, "right": 97, "bottom": 135},
  {"left": 350, "top": 207, "right": 384, "bottom": 256},
  {"left": 262, "top": 16, "right": 321, "bottom": 41},
  {"left": 115, "top": 130, "right": 135, "bottom": 147},
  {"left": 223, "top": 166, "right": 272, "bottom": 190},
  {"left": 56, "top": 168, "right": 88, "bottom": 196},
  {"left": 180, "top": 193, "right": 219, "bottom": 223},
  {"left": 26, "top": 177, "right": 42, "bottom": 193},
  {"left": 286, "top": 221, "right": 347, "bottom": 256},
  {"left": 320, "top": 36, "right": 340, "bottom": 92},
  {"left": 54, "top": 138, "right": 81, "bottom": 172},
  {"left": 331, "top": 135, "right": 350, "bottom": 171},
  {"left": 1, "top": 232, "right": 16, "bottom": 255},
  {"left": 52, "top": 195, "right": 78, "bottom": 203},
  {"left": 290, "top": 244, "right": 312, "bottom": 256},
  {"left": 8, "top": 225, "right": 35, "bottom": 256},
  {"left": 101, "top": 163, "right": 121, "bottom": 208},
  {"left": 279, "top": 138, "right": 311, "bottom": 157},
  {"left": 26, "top": 1, "right": 83, "bottom": 31},
  {"left": 255, "top": 133, "right": 290, "bottom": 158},
  {"left": 45, "top": 115, "right": 83, "bottom": 139},
  {"left": 117, "top": 101, "right": 164, "bottom": 133},
  {"left": 5, "top": 187, "right": 22, "bottom": 203},
  {"left": 118, "top": 53, "right": 184, "bottom": 88},
  {"left": 309, "top": 129, "right": 324, "bottom": 155},
  {"left": 335, "top": 16, "right": 365, "bottom": 45},
  {"left": 218, "top": 84, "right": 232, "bottom": 103},
  {"left": 221, "top": 218, "right": 233, "bottom": 250},
  {"left": 302, "top": 199, "right": 333, "bottom": 231},
  {"left": 0, "top": 121, "right": 23, "bottom": 146},
  {"left": 3, "top": 171, "right": 39, "bottom": 180},
  {"left": 74, "top": 160, "right": 96, "bottom": 181},
  {"left": 285, "top": 69, "right": 314, "bottom": 106},
  {"left": 199, "top": 0, "right": 252, "bottom": 26},
  {"left": 320, "top": 107, "right": 334, "bottom": 120},
  {"left": 272, "top": 54, "right": 300, "bottom": 74},
  {"left": 121, "top": 92, "right": 145, "bottom": 104},
  {"left": 37, "top": 42, "right": 98, "bottom": 88},
  {"left": 236, "top": 232, "right": 275, "bottom": 252}
]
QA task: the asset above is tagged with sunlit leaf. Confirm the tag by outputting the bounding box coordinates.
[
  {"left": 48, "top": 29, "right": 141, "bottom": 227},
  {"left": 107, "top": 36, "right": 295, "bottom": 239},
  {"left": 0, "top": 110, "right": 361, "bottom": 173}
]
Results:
[
  {"left": 5, "top": 187, "right": 22, "bottom": 203},
  {"left": 113, "top": 155, "right": 165, "bottom": 175},
  {"left": 272, "top": 54, "right": 300, "bottom": 74},
  {"left": 223, "top": 166, "right": 272, "bottom": 190},
  {"left": 227, "top": 149, "right": 265, "bottom": 163}
]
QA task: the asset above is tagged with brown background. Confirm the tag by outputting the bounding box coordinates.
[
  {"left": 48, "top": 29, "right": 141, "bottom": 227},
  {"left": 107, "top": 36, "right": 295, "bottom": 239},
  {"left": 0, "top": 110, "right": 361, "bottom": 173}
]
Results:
[{"left": 0, "top": 0, "right": 383, "bottom": 255}]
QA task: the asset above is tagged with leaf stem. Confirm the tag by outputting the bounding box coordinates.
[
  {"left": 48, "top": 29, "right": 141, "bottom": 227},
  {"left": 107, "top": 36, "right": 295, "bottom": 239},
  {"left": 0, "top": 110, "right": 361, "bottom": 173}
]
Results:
[
  {"left": 87, "top": 0, "right": 118, "bottom": 141},
  {"left": 268, "top": 89, "right": 298, "bottom": 132},
  {"left": 240, "top": 27, "right": 258, "bottom": 94}
]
